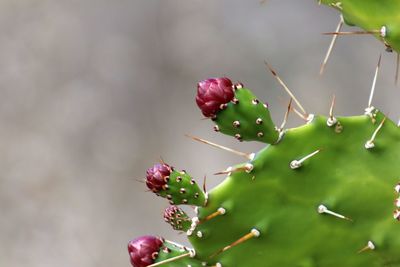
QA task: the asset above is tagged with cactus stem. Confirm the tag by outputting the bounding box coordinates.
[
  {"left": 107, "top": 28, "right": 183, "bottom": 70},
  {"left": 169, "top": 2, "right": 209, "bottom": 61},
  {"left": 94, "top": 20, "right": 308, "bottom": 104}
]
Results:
[
  {"left": 365, "top": 117, "right": 386, "bottom": 149},
  {"left": 264, "top": 60, "right": 307, "bottom": 116},
  {"left": 357, "top": 241, "right": 376, "bottom": 253},
  {"left": 318, "top": 204, "right": 353, "bottom": 222},
  {"left": 200, "top": 207, "right": 226, "bottom": 224},
  {"left": 148, "top": 251, "right": 193, "bottom": 267},
  {"left": 210, "top": 228, "right": 261, "bottom": 258},
  {"left": 320, "top": 15, "right": 344, "bottom": 75},
  {"left": 185, "top": 134, "right": 254, "bottom": 160},
  {"left": 278, "top": 98, "right": 292, "bottom": 131},
  {"left": 214, "top": 163, "right": 254, "bottom": 175},
  {"left": 368, "top": 54, "right": 382, "bottom": 110},
  {"left": 290, "top": 149, "right": 321, "bottom": 169},
  {"left": 327, "top": 95, "right": 338, "bottom": 127}
]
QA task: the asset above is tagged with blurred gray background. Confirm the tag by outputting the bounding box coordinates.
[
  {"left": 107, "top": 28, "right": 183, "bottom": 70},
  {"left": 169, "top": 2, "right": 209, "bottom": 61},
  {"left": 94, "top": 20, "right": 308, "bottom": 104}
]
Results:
[{"left": 0, "top": 1, "right": 399, "bottom": 266}]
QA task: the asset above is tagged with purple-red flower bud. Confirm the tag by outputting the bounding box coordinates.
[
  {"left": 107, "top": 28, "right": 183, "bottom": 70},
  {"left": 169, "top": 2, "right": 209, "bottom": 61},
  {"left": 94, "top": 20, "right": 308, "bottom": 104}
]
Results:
[
  {"left": 146, "top": 163, "right": 172, "bottom": 193},
  {"left": 164, "top": 205, "right": 180, "bottom": 221},
  {"left": 164, "top": 205, "right": 191, "bottom": 231},
  {"left": 128, "top": 235, "right": 164, "bottom": 267},
  {"left": 196, "top": 77, "right": 234, "bottom": 118}
]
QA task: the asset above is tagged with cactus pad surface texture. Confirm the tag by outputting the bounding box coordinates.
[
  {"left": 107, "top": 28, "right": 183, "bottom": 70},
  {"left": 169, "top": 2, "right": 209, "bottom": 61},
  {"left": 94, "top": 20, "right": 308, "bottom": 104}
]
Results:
[
  {"left": 128, "top": 1, "right": 400, "bottom": 267},
  {"left": 321, "top": 0, "right": 400, "bottom": 52},
  {"left": 129, "top": 78, "right": 400, "bottom": 267}
]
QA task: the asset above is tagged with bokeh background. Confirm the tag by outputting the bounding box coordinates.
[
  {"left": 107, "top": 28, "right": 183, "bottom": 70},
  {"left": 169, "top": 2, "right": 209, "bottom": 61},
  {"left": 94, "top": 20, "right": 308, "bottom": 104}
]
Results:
[{"left": 0, "top": 1, "right": 399, "bottom": 266}]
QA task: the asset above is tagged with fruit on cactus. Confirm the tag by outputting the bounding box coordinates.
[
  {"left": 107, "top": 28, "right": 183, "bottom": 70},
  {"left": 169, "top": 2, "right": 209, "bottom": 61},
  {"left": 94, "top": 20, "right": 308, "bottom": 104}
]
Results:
[
  {"left": 145, "top": 162, "right": 207, "bottom": 206},
  {"left": 196, "top": 77, "right": 234, "bottom": 118},
  {"left": 145, "top": 163, "right": 172, "bottom": 193},
  {"left": 163, "top": 205, "right": 191, "bottom": 232},
  {"left": 128, "top": 236, "right": 163, "bottom": 267},
  {"left": 197, "top": 77, "right": 279, "bottom": 144},
  {"left": 128, "top": 235, "right": 198, "bottom": 267}
]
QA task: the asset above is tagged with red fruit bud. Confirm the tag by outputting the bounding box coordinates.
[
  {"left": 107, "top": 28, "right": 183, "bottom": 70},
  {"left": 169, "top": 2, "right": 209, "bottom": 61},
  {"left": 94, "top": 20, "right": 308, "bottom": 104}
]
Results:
[
  {"left": 146, "top": 163, "right": 172, "bottom": 193},
  {"left": 164, "top": 205, "right": 180, "bottom": 221},
  {"left": 128, "top": 236, "right": 164, "bottom": 267},
  {"left": 196, "top": 77, "right": 234, "bottom": 118}
]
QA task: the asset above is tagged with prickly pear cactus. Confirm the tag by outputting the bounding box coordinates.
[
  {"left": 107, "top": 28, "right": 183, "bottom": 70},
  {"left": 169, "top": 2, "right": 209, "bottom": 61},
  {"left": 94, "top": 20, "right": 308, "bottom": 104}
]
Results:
[
  {"left": 320, "top": 0, "right": 400, "bottom": 52},
  {"left": 127, "top": 2, "right": 400, "bottom": 266},
  {"left": 128, "top": 75, "right": 400, "bottom": 266}
]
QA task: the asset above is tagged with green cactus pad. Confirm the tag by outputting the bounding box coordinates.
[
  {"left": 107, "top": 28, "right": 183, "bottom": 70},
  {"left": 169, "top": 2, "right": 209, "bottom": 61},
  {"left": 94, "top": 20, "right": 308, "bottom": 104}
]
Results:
[
  {"left": 154, "top": 240, "right": 203, "bottom": 267},
  {"left": 157, "top": 169, "right": 207, "bottom": 206},
  {"left": 214, "top": 86, "right": 279, "bottom": 144},
  {"left": 137, "top": 80, "right": 400, "bottom": 266},
  {"left": 185, "top": 109, "right": 400, "bottom": 266},
  {"left": 320, "top": 0, "right": 400, "bottom": 52},
  {"left": 130, "top": 1, "right": 400, "bottom": 266}
]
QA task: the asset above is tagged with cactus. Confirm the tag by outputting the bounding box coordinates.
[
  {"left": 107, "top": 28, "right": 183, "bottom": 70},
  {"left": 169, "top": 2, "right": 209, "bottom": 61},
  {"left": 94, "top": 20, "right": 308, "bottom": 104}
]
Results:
[
  {"left": 320, "top": 0, "right": 400, "bottom": 52},
  {"left": 128, "top": 75, "right": 400, "bottom": 266},
  {"left": 127, "top": 2, "right": 400, "bottom": 267}
]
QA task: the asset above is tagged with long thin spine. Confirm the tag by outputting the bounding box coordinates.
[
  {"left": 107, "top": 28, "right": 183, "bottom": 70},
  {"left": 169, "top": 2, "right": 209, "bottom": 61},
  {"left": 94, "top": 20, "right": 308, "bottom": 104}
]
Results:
[
  {"left": 290, "top": 149, "right": 321, "bottom": 169},
  {"left": 200, "top": 207, "right": 226, "bottom": 223},
  {"left": 264, "top": 60, "right": 307, "bottom": 116},
  {"left": 185, "top": 134, "right": 252, "bottom": 160},
  {"left": 368, "top": 54, "right": 382, "bottom": 109},
  {"left": 323, "top": 30, "right": 381, "bottom": 36},
  {"left": 210, "top": 229, "right": 260, "bottom": 258},
  {"left": 279, "top": 98, "right": 292, "bottom": 131},
  {"left": 320, "top": 15, "right": 344, "bottom": 75},
  {"left": 365, "top": 117, "right": 386, "bottom": 149},
  {"left": 148, "top": 252, "right": 192, "bottom": 267}
]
